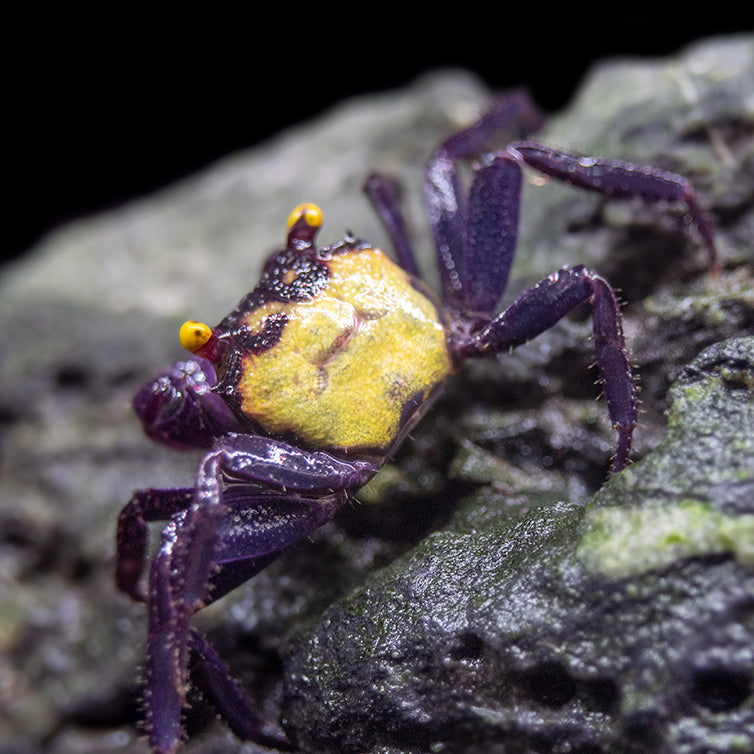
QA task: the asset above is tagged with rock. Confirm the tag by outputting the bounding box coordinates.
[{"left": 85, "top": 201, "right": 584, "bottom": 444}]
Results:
[
  {"left": 0, "top": 34, "right": 752, "bottom": 754},
  {"left": 283, "top": 337, "right": 754, "bottom": 753}
]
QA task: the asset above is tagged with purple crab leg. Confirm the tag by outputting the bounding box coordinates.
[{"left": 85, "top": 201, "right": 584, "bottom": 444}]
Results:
[
  {"left": 510, "top": 141, "right": 719, "bottom": 270},
  {"left": 425, "top": 148, "right": 467, "bottom": 310},
  {"left": 438, "top": 89, "right": 545, "bottom": 158},
  {"left": 141, "top": 436, "right": 379, "bottom": 753},
  {"left": 207, "top": 433, "right": 377, "bottom": 492},
  {"left": 145, "top": 525, "right": 187, "bottom": 754},
  {"left": 426, "top": 151, "right": 524, "bottom": 321},
  {"left": 363, "top": 173, "right": 421, "bottom": 277},
  {"left": 117, "top": 356, "right": 271, "bottom": 602},
  {"left": 212, "top": 491, "right": 341, "bottom": 576},
  {"left": 188, "top": 631, "right": 296, "bottom": 750},
  {"left": 425, "top": 91, "right": 545, "bottom": 314},
  {"left": 425, "top": 100, "right": 717, "bottom": 319},
  {"left": 118, "top": 358, "right": 250, "bottom": 601},
  {"left": 365, "top": 91, "right": 544, "bottom": 285},
  {"left": 117, "top": 430, "right": 350, "bottom": 603},
  {"left": 142, "top": 493, "right": 332, "bottom": 753},
  {"left": 143, "top": 498, "right": 336, "bottom": 753},
  {"left": 460, "top": 265, "right": 636, "bottom": 472},
  {"left": 460, "top": 154, "right": 522, "bottom": 319},
  {"left": 116, "top": 487, "right": 194, "bottom": 601},
  {"left": 169, "top": 493, "right": 345, "bottom": 751}
]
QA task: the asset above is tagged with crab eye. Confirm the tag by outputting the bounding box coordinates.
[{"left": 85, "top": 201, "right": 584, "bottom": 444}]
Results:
[
  {"left": 287, "top": 203, "right": 323, "bottom": 230},
  {"left": 179, "top": 320, "right": 213, "bottom": 353}
]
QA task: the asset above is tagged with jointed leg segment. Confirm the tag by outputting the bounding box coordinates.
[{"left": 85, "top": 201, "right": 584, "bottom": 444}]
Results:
[
  {"left": 509, "top": 141, "right": 718, "bottom": 270},
  {"left": 118, "top": 432, "right": 378, "bottom": 753},
  {"left": 462, "top": 265, "right": 636, "bottom": 472}
]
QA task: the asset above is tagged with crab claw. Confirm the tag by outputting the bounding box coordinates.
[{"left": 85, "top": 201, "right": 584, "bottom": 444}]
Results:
[{"left": 133, "top": 358, "right": 240, "bottom": 449}]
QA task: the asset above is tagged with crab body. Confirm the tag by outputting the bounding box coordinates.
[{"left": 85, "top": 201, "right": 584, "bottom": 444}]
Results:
[
  {"left": 116, "top": 91, "right": 717, "bottom": 753},
  {"left": 211, "top": 241, "right": 451, "bottom": 454}
]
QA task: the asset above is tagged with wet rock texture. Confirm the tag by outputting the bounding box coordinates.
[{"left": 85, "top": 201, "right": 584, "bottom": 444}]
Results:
[
  {"left": 284, "top": 337, "right": 754, "bottom": 754},
  {"left": 1, "top": 35, "right": 753, "bottom": 754}
]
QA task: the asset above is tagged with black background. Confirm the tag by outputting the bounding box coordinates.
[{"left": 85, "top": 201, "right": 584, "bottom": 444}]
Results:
[{"left": 3, "top": 8, "right": 747, "bottom": 265}]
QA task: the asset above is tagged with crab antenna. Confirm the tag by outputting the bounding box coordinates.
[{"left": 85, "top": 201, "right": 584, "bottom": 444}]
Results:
[
  {"left": 287, "top": 203, "right": 323, "bottom": 250},
  {"left": 179, "top": 320, "right": 225, "bottom": 362}
]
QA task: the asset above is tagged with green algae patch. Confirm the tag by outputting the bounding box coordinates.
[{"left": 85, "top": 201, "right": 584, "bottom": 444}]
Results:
[{"left": 578, "top": 499, "right": 754, "bottom": 578}]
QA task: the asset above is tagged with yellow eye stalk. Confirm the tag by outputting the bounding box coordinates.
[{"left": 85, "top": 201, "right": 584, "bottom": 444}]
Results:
[{"left": 286, "top": 203, "right": 323, "bottom": 250}]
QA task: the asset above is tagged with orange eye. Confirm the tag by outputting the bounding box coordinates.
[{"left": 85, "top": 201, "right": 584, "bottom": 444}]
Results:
[
  {"left": 179, "top": 320, "right": 212, "bottom": 353},
  {"left": 287, "top": 203, "right": 323, "bottom": 230}
]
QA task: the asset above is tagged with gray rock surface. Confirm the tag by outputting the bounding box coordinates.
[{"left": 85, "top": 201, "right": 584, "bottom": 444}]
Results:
[
  {"left": 284, "top": 336, "right": 754, "bottom": 754},
  {"left": 0, "top": 34, "right": 752, "bottom": 754}
]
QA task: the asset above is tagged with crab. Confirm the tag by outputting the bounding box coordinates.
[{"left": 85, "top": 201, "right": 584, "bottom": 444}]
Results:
[{"left": 116, "top": 91, "right": 717, "bottom": 753}]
